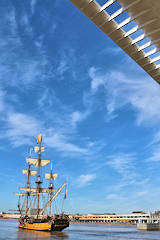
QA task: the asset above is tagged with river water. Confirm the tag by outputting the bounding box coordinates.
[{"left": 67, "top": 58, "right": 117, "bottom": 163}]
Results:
[{"left": 0, "top": 219, "right": 160, "bottom": 240}]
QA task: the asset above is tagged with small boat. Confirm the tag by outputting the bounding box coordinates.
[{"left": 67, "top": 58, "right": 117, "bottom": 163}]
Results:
[{"left": 15, "top": 134, "right": 69, "bottom": 231}]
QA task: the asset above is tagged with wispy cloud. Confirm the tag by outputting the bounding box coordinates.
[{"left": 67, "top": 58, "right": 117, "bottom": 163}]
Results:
[
  {"left": 38, "top": 88, "right": 60, "bottom": 109},
  {"left": 107, "top": 153, "right": 136, "bottom": 180},
  {"left": 71, "top": 110, "right": 89, "bottom": 128},
  {"left": 0, "top": 104, "right": 95, "bottom": 156},
  {"left": 55, "top": 48, "right": 76, "bottom": 79},
  {"left": 31, "top": 0, "right": 37, "bottom": 15},
  {"left": 0, "top": 90, "right": 6, "bottom": 113},
  {"left": 77, "top": 174, "right": 96, "bottom": 187},
  {"left": 98, "top": 46, "right": 122, "bottom": 56},
  {"left": 106, "top": 152, "right": 150, "bottom": 191},
  {"left": 0, "top": 83, "right": 103, "bottom": 157},
  {"left": 89, "top": 67, "right": 107, "bottom": 93},
  {"left": 88, "top": 67, "right": 160, "bottom": 126},
  {"left": 0, "top": 107, "right": 84, "bottom": 153},
  {"left": 135, "top": 191, "right": 148, "bottom": 197},
  {"left": 56, "top": 59, "right": 69, "bottom": 77},
  {"left": 0, "top": 4, "right": 53, "bottom": 90},
  {"left": 3, "top": 112, "right": 41, "bottom": 147},
  {"left": 106, "top": 193, "right": 125, "bottom": 200},
  {"left": 147, "top": 144, "right": 160, "bottom": 162},
  {"left": 44, "top": 131, "right": 89, "bottom": 155}
]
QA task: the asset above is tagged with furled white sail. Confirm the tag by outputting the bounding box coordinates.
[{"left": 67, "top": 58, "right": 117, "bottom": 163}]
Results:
[
  {"left": 26, "top": 158, "right": 50, "bottom": 167},
  {"left": 34, "top": 146, "right": 45, "bottom": 153},
  {"left": 19, "top": 187, "right": 56, "bottom": 193},
  {"left": 45, "top": 173, "right": 58, "bottom": 180},
  {"left": 22, "top": 170, "right": 37, "bottom": 176},
  {"left": 14, "top": 192, "right": 36, "bottom": 196}
]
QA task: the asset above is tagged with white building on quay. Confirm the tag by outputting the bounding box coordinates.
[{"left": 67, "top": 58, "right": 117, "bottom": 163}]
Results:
[{"left": 70, "top": 211, "right": 160, "bottom": 224}]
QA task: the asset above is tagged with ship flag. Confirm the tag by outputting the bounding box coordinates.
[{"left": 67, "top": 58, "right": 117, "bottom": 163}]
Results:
[
  {"left": 64, "top": 186, "right": 67, "bottom": 200},
  {"left": 37, "top": 134, "right": 42, "bottom": 144}
]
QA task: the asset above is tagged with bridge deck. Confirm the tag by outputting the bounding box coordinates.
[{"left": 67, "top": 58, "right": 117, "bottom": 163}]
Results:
[{"left": 70, "top": 0, "right": 160, "bottom": 83}]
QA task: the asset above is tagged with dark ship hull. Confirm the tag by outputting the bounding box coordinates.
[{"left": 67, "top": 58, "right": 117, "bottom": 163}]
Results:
[{"left": 19, "top": 215, "right": 69, "bottom": 231}]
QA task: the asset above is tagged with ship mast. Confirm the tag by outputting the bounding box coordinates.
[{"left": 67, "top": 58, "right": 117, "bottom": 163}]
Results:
[
  {"left": 15, "top": 149, "right": 37, "bottom": 215},
  {"left": 25, "top": 163, "right": 30, "bottom": 215},
  {"left": 35, "top": 134, "right": 43, "bottom": 218},
  {"left": 25, "top": 148, "right": 33, "bottom": 215},
  {"left": 23, "top": 162, "right": 37, "bottom": 215},
  {"left": 49, "top": 161, "right": 53, "bottom": 216},
  {"left": 45, "top": 161, "right": 58, "bottom": 216}
]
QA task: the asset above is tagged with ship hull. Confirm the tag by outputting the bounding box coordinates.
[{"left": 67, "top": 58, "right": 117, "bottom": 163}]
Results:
[
  {"left": 19, "top": 222, "right": 52, "bottom": 231},
  {"left": 18, "top": 218, "right": 69, "bottom": 231}
]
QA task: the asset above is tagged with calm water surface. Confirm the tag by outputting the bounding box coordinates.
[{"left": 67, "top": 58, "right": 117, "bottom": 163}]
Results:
[{"left": 0, "top": 219, "right": 160, "bottom": 240}]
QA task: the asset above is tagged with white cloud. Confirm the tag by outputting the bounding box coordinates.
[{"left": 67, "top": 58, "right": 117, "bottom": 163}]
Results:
[
  {"left": 105, "top": 153, "right": 152, "bottom": 200},
  {"left": 44, "top": 131, "right": 90, "bottom": 155},
  {"left": 1, "top": 109, "right": 91, "bottom": 154},
  {"left": 57, "top": 60, "right": 69, "bottom": 76},
  {"left": 38, "top": 88, "right": 60, "bottom": 109},
  {"left": 31, "top": 0, "right": 37, "bottom": 14},
  {"left": 106, "top": 193, "right": 124, "bottom": 200},
  {"left": 0, "top": 90, "right": 6, "bottom": 112},
  {"left": 3, "top": 112, "right": 41, "bottom": 147},
  {"left": 55, "top": 48, "right": 76, "bottom": 78},
  {"left": 89, "top": 67, "right": 107, "bottom": 92},
  {"left": 135, "top": 191, "right": 148, "bottom": 197},
  {"left": 0, "top": 5, "right": 52, "bottom": 90},
  {"left": 105, "top": 153, "right": 149, "bottom": 192},
  {"left": 147, "top": 144, "right": 160, "bottom": 162},
  {"left": 88, "top": 67, "right": 160, "bottom": 183},
  {"left": 17, "top": 58, "right": 48, "bottom": 86},
  {"left": 21, "top": 14, "right": 33, "bottom": 36},
  {"left": 0, "top": 87, "right": 102, "bottom": 156},
  {"left": 0, "top": 106, "right": 97, "bottom": 157},
  {"left": 99, "top": 46, "right": 122, "bottom": 56},
  {"left": 87, "top": 141, "right": 97, "bottom": 148},
  {"left": 71, "top": 111, "right": 89, "bottom": 128},
  {"left": 88, "top": 67, "right": 160, "bottom": 126},
  {"left": 77, "top": 174, "right": 96, "bottom": 187},
  {"left": 107, "top": 153, "right": 135, "bottom": 178}
]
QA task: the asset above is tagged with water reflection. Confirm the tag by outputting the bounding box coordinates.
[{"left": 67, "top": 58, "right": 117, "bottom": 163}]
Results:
[{"left": 17, "top": 229, "right": 69, "bottom": 239}]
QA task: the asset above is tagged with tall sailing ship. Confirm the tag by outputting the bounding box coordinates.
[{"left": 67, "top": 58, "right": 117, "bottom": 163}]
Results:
[{"left": 15, "top": 134, "right": 69, "bottom": 231}]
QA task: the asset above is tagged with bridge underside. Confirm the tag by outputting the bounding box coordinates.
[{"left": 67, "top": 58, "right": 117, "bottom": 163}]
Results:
[{"left": 70, "top": 0, "right": 160, "bottom": 84}]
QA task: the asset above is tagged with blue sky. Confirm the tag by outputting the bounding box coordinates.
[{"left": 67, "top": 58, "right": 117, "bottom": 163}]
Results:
[{"left": 1, "top": 0, "right": 160, "bottom": 215}]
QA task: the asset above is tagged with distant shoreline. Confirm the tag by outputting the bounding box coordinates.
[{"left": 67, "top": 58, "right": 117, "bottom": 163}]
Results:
[{"left": 0, "top": 218, "right": 17, "bottom": 221}]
